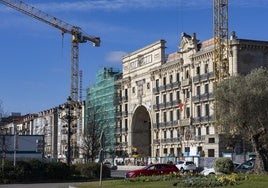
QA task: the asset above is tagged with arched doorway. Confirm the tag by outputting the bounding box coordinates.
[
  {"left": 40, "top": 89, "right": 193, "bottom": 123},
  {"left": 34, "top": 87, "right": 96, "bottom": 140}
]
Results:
[{"left": 131, "top": 105, "right": 151, "bottom": 157}]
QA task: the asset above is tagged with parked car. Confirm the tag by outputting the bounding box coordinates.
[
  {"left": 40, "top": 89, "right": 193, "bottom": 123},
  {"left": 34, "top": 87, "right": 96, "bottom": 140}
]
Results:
[
  {"left": 125, "top": 163, "right": 179, "bottom": 178},
  {"left": 201, "top": 167, "right": 215, "bottom": 176},
  {"left": 234, "top": 159, "right": 255, "bottom": 173},
  {"left": 175, "top": 160, "right": 196, "bottom": 172}
]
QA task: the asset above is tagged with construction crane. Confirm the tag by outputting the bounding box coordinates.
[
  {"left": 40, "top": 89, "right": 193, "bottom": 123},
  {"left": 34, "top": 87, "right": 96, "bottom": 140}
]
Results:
[
  {"left": 0, "top": 0, "right": 100, "bottom": 101},
  {"left": 213, "top": 0, "right": 229, "bottom": 83}
]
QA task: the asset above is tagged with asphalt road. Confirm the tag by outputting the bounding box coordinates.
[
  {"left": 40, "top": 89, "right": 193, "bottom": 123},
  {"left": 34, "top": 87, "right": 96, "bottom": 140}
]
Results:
[{"left": 0, "top": 182, "right": 76, "bottom": 188}]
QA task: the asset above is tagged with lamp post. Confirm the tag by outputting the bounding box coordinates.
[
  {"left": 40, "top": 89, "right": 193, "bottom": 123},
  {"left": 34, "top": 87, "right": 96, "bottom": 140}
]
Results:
[
  {"left": 59, "top": 96, "right": 80, "bottom": 165},
  {"left": 1, "top": 128, "right": 8, "bottom": 174}
]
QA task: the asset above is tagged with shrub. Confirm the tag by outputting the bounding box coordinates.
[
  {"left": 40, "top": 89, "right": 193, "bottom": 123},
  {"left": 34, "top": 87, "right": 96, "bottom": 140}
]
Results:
[
  {"left": 213, "top": 158, "right": 234, "bottom": 174},
  {"left": 45, "top": 161, "right": 72, "bottom": 180},
  {"left": 74, "top": 162, "right": 111, "bottom": 179}
]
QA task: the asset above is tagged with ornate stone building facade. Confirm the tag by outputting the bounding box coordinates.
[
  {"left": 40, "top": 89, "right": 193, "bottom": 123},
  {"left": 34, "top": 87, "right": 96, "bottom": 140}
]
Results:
[{"left": 116, "top": 32, "right": 268, "bottom": 161}]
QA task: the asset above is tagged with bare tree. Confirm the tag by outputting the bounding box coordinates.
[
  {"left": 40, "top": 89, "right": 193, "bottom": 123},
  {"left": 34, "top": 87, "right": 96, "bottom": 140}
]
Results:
[
  {"left": 81, "top": 105, "right": 104, "bottom": 163},
  {"left": 214, "top": 68, "right": 268, "bottom": 174}
]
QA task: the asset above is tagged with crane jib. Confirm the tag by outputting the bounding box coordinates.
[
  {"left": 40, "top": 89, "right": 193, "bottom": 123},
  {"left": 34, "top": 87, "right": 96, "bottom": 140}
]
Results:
[{"left": 0, "top": 0, "right": 100, "bottom": 46}]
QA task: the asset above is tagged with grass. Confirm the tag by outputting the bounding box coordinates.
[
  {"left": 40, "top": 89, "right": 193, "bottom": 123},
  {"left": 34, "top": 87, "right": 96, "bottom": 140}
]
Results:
[{"left": 73, "top": 174, "right": 268, "bottom": 188}]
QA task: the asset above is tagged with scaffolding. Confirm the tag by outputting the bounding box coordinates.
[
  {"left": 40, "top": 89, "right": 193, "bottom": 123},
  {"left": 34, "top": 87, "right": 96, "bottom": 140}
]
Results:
[{"left": 85, "top": 67, "right": 122, "bottom": 159}]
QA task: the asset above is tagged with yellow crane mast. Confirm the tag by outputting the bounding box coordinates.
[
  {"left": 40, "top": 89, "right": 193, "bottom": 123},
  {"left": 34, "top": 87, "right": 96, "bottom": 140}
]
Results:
[
  {"left": 0, "top": 0, "right": 100, "bottom": 102},
  {"left": 213, "top": 0, "right": 229, "bottom": 83}
]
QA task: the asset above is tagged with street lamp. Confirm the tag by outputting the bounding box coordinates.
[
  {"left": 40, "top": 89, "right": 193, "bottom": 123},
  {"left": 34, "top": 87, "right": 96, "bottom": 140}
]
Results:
[{"left": 59, "top": 96, "right": 80, "bottom": 165}]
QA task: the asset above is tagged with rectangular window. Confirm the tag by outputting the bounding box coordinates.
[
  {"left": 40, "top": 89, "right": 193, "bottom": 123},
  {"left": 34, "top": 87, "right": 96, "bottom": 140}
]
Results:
[
  {"left": 186, "top": 89, "right": 190, "bottom": 98},
  {"left": 197, "top": 105, "right": 201, "bottom": 117},
  {"left": 163, "top": 77, "right": 166, "bottom": 86},
  {"left": 169, "top": 93, "right": 173, "bottom": 103},
  {"left": 177, "top": 109, "right": 180, "bottom": 120},
  {"left": 156, "top": 96, "right": 159, "bottom": 105},
  {"left": 125, "top": 119, "right": 128, "bottom": 130},
  {"left": 163, "top": 94, "right": 166, "bottom": 104},
  {"left": 197, "top": 86, "right": 200, "bottom": 96},
  {"left": 170, "top": 148, "right": 174, "bottom": 156},
  {"left": 186, "top": 107, "right": 190, "bottom": 118},
  {"left": 205, "top": 103, "right": 209, "bottom": 116},
  {"left": 176, "top": 73, "right": 180, "bottom": 82},
  {"left": 170, "top": 111, "right": 173, "bottom": 122},
  {"left": 208, "top": 138, "right": 215, "bottom": 143},
  {"left": 125, "top": 103, "right": 128, "bottom": 112},
  {"left": 176, "top": 91, "right": 180, "bottom": 100},
  {"left": 164, "top": 148, "right": 168, "bottom": 155},
  {"left": 125, "top": 88, "right": 128, "bottom": 97},
  {"left": 169, "top": 75, "right": 173, "bottom": 83},
  {"left": 204, "top": 64, "right": 208, "bottom": 73},
  {"left": 156, "top": 113, "right": 160, "bottom": 125},
  {"left": 163, "top": 112, "right": 167, "bottom": 123},
  {"left": 206, "top": 126, "right": 210, "bottom": 135},
  {"left": 185, "top": 147, "right": 190, "bottom": 152},
  {"left": 177, "top": 147, "right": 182, "bottom": 157},
  {"left": 196, "top": 66, "right": 200, "bottom": 75},
  {"left": 156, "top": 79, "right": 159, "bottom": 88},
  {"left": 208, "top": 149, "right": 215, "bottom": 157},
  {"left": 205, "top": 84, "right": 209, "bottom": 94},
  {"left": 170, "top": 130, "right": 173, "bottom": 138},
  {"left": 156, "top": 149, "right": 160, "bottom": 157},
  {"left": 163, "top": 131, "right": 167, "bottom": 139},
  {"left": 198, "top": 127, "right": 201, "bottom": 136}
]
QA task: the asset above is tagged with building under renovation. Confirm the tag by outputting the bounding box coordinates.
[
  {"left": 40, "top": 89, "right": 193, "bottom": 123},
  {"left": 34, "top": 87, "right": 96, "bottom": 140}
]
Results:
[
  {"left": 85, "top": 68, "right": 122, "bottom": 159},
  {"left": 115, "top": 32, "right": 268, "bottom": 163}
]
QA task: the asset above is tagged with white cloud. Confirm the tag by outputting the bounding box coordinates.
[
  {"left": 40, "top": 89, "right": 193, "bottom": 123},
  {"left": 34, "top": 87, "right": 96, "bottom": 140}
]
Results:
[
  {"left": 106, "top": 51, "right": 127, "bottom": 63},
  {"left": 33, "top": 0, "right": 211, "bottom": 12}
]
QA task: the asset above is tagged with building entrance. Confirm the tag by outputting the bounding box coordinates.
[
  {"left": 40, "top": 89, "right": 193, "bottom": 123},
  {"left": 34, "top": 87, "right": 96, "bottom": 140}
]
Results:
[{"left": 131, "top": 105, "right": 151, "bottom": 157}]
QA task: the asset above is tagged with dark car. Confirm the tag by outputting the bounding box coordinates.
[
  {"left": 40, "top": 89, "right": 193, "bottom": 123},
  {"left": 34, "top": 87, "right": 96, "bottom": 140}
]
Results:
[
  {"left": 234, "top": 159, "right": 255, "bottom": 173},
  {"left": 125, "top": 163, "right": 179, "bottom": 178}
]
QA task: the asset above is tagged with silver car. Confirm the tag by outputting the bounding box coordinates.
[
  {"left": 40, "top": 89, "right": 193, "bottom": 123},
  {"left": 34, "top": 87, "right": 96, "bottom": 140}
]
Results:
[{"left": 176, "top": 160, "right": 196, "bottom": 172}]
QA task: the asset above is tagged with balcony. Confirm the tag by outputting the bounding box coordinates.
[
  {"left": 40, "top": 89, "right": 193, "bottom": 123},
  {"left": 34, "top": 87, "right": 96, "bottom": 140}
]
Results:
[
  {"left": 192, "top": 115, "right": 214, "bottom": 124},
  {"left": 153, "top": 139, "right": 160, "bottom": 145},
  {"left": 115, "top": 127, "right": 121, "bottom": 134},
  {"left": 172, "top": 81, "right": 180, "bottom": 89},
  {"left": 181, "top": 78, "right": 191, "bottom": 87},
  {"left": 179, "top": 118, "right": 191, "bottom": 126},
  {"left": 159, "top": 85, "right": 166, "bottom": 92},
  {"left": 122, "top": 111, "right": 128, "bottom": 117},
  {"left": 192, "top": 75, "right": 200, "bottom": 83},
  {"left": 153, "top": 104, "right": 160, "bottom": 111},
  {"left": 116, "top": 111, "right": 122, "bottom": 117},
  {"left": 194, "top": 135, "right": 206, "bottom": 142},
  {"left": 153, "top": 87, "right": 159, "bottom": 94},
  {"left": 159, "top": 103, "right": 166, "bottom": 109},
  {"left": 153, "top": 123, "right": 159, "bottom": 129},
  {"left": 122, "top": 96, "right": 128, "bottom": 102},
  {"left": 166, "top": 83, "right": 173, "bottom": 90},
  {"left": 192, "top": 92, "right": 214, "bottom": 103}
]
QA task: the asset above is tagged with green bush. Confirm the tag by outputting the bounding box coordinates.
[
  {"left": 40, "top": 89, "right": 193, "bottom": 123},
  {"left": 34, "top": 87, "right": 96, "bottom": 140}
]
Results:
[
  {"left": 0, "top": 160, "right": 110, "bottom": 184},
  {"left": 213, "top": 157, "right": 234, "bottom": 174},
  {"left": 75, "top": 162, "right": 111, "bottom": 179},
  {"left": 45, "top": 161, "right": 71, "bottom": 180},
  {"left": 28, "top": 159, "right": 46, "bottom": 181}
]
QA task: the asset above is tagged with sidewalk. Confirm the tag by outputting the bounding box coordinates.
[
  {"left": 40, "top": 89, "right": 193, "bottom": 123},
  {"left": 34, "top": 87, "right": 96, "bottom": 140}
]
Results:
[{"left": 116, "top": 165, "right": 145, "bottom": 171}]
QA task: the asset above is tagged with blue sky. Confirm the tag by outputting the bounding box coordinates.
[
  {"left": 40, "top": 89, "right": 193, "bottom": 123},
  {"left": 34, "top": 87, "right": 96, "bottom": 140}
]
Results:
[{"left": 0, "top": 0, "right": 268, "bottom": 115}]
